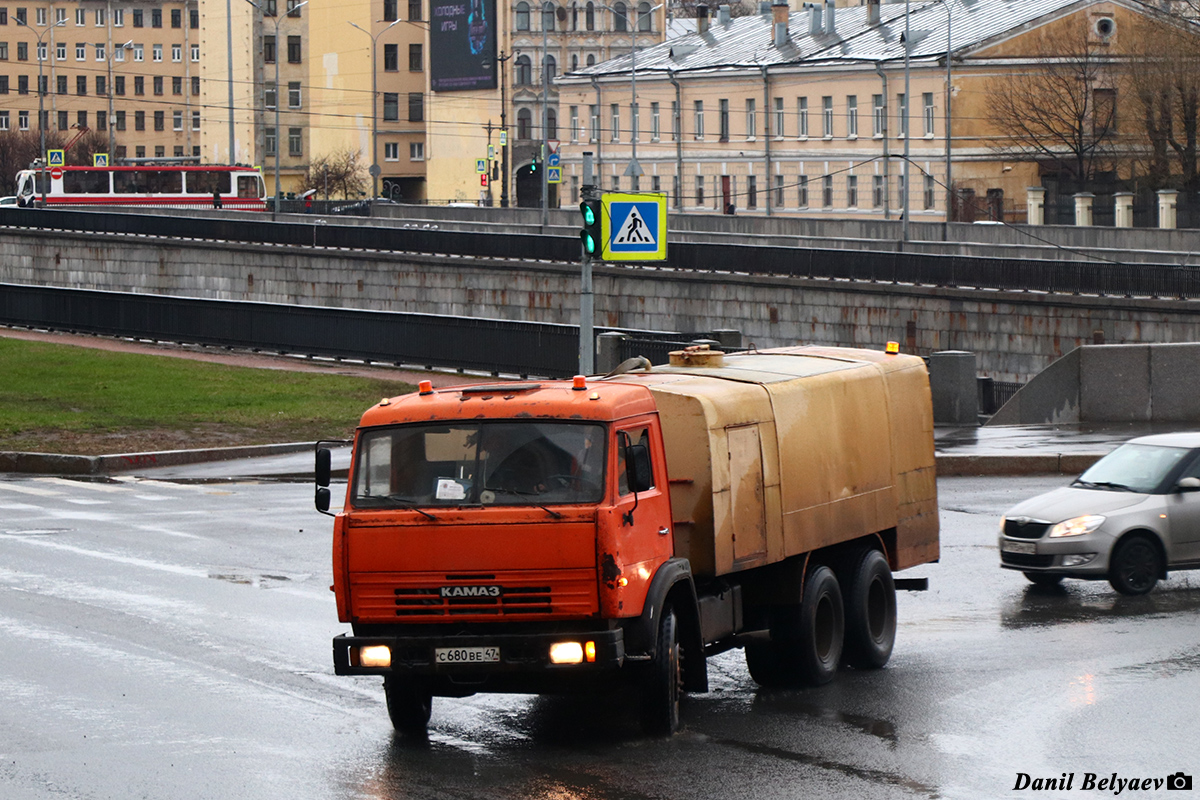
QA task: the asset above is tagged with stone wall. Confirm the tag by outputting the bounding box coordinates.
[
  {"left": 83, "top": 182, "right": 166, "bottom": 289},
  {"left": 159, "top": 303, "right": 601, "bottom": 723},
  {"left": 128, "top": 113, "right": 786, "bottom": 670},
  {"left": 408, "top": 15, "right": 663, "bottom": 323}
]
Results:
[{"left": 5, "top": 228, "right": 1200, "bottom": 383}]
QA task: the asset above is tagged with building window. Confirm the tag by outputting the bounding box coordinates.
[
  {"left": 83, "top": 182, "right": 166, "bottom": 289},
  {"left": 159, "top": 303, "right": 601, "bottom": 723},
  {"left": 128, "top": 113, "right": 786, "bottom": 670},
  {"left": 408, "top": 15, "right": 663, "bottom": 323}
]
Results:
[
  {"left": 289, "top": 128, "right": 302, "bottom": 156},
  {"left": 287, "top": 35, "right": 301, "bottom": 63},
  {"left": 924, "top": 174, "right": 935, "bottom": 209},
  {"left": 542, "top": 2, "right": 555, "bottom": 31},
  {"left": 747, "top": 175, "right": 757, "bottom": 209},
  {"left": 1094, "top": 88, "right": 1117, "bottom": 133},
  {"left": 76, "top": 110, "right": 86, "bottom": 128},
  {"left": 693, "top": 100, "right": 703, "bottom": 140},
  {"left": 570, "top": 105, "right": 579, "bottom": 141},
  {"left": 17, "top": 42, "right": 27, "bottom": 61},
  {"left": 409, "top": 43, "right": 422, "bottom": 71},
  {"left": 589, "top": 104, "right": 599, "bottom": 142},
  {"left": 638, "top": 1, "right": 651, "bottom": 30},
  {"left": 173, "top": 110, "right": 182, "bottom": 130},
  {"left": 95, "top": 43, "right": 106, "bottom": 61},
  {"left": 586, "top": 1, "right": 594, "bottom": 30},
  {"left": 547, "top": 108, "right": 557, "bottom": 139},
  {"left": 923, "top": 91, "right": 935, "bottom": 136},
  {"left": 798, "top": 96, "right": 808, "bottom": 138},
  {"left": 384, "top": 0, "right": 398, "bottom": 20},
  {"left": 173, "top": 76, "right": 182, "bottom": 95},
  {"left": 543, "top": 55, "right": 556, "bottom": 82},
  {"left": 134, "top": 44, "right": 144, "bottom": 61},
  {"left": 133, "top": 9, "right": 143, "bottom": 27},
  {"left": 408, "top": 0, "right": 423, "bottom": 21},
  {"left": 74, "top": 42, "right": 85, "bottom": 60},
  {"left": 265, "top": 127, "right": 276, "bottom": 156},
  {"left": 0, "top": 76, "right": 7, "bottom": 94},
  {"left": 384, "top": 141, "right": 399, "bottom": 161},
  {"left": 192, "top": 76, "right": 200, "bottom": 95},
  {"left": 0, "top": 111, "right": 8, "bottom": 131},
  {"left": 897, "top": 174, "right": 906, "bottom": 209},
  {"left": 152, "top": 8, "right": 162, "bottom": 27},
  {"left": 651, "top": 101, "right": 660, "bottom": 141},
  {"left": 96, "top": 75, "right": 106, "bottom": 95},
  {"left": 135, "top": 146, "right": 145, "bottom": 158},
  {"left": 517, "top": 107, "right": 531, "bottom": 139},
  {"left": 610, "top": 103, "right": 619, "bottom": 141},
  {"left": 115, "top": 110, "right": 125, "bottom": 130},
  {"left": 152, "top": 44, "right": 162, "bottom": 62},
  {"left": 55, "top": 42, "right": 64, "bottom": 60},
  {"left": 191, "top": 9, "right": 199, "bottom": 28},
  {"left": 873, "top": 94, "right": 885, "bottom": 136},
  {"left": 287, "top": 0, "right": 303, "bottom": 17},
  {"left": 695, "top": 175, "right": 704, "bottom": 206},
  {"left": 671, "top": 100, "right": 679, "bottom": 141},
  {"left": 718, "top": 98, "right": 728, "bottom": 141},
  {"left": 264, "top": 35, "right": 275, "bottom": 63},
  {"left": 410, "top": 142, "right": 424, "bottom": 160},
  {"left": 114, "top": 76, "right": 125, "bottom": 95},
  {"left": 288, "top": 81, "right": 301, "bottom": 107},
  {"left": 172, "top": 43, "right": 181, "bottom": 62},
  {"left": 383, "top": 92, "right": 398, "bottom": 121},
  {"left": 154, "top": 110, "right": 164, "bottom": 131},
  {"left": 847, "top": 175, "right": 858, "bottom": 207},
  {"left": 19, "top": 110, "right": 28, "bottom": 130},
  {"left": 383, "top": 43, "right": 397, "bottom": 71},
  {"left": 797, "top": 175, "right": 808, "bottom": 207},
  {"left": 174, "top": 146, "right": 184, "bottom": 157},
  {"left": 171, "top": 8, "right": 181, "bottom": 27},
  {"left": 135, "top": 110, "right": 145, "bottom": 130},
  {"left": 408, "top": 92, "right": 423, "bottom": 121},
  {"left": 822, "top": 175, "right": 833, "bottom": 207},
  {"left": 56, "top": 75, "right": 66, "bottom": 94},
  {"left": 153, "top": 76, "right": 163, "bottom": 95},
  {"left": 613, "top": 1, "right": 626, "bottom": 31},
  {"left": 95, "top": 8, "right": 105, "bottom": 25},
  {"left": 18, "top": 75, "right": 28, "bottom": 94},
  {"left": 265, "top": 81, "right": 276, "bottom": 109},
  {"left": 515, "top": 1, "right": 529, "bottom": 30},
  {"left": 847, "top": 95, "right": 858, "bottom": 137},
  {"left": 36, "top": 7, "right": 46, "bottom": 25},
  {"left": 76, "top": 75, "right": 87, "bottom": 95},
  {"left": 873, "top": 175, "right": 884, "bottom": 208},
  {"left": 114, "top": 8, "right": 124, "bottom": 26},
  {"left": 745, "top": 98, "right": 756, "bottom": 139},
  {"left": 515, "top": 54, "right": 530, "bottom": 84},
  {"left": 192, "top": 110, "right": 201, "bottom": 130},
  {"left": 896, "top": 92, "right": 907, "bottom": 137},
  {"left": 822, "top": 96, "right": 833, "bottom": 138},
  {"left": 191, "top": 44, "right": 200, "bottom": 62},
  {"left": 773, "top": 97, "right": 784, "bottom": 137}
]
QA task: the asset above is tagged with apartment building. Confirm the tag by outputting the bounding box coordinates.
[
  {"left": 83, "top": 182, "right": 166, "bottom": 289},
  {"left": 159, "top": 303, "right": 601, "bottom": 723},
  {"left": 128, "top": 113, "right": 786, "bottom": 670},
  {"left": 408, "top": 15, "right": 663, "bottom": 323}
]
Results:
[{"left": 0, "top": 0, "right": 201, "bottom": 162}]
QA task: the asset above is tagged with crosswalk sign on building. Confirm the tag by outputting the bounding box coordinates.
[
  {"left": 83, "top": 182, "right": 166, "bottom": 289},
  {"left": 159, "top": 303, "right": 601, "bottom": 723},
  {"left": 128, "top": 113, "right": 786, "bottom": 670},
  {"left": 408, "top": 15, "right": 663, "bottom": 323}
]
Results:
[{"left": 600, "top": 193, "right": 668, "bottom": 261}]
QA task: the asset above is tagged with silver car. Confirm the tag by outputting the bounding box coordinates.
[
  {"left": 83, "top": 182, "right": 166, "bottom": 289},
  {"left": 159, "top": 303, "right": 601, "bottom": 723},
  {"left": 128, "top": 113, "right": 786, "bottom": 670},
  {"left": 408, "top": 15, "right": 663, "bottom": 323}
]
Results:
[{"left": 999, "top": 432, "right": 1200, "bottom": 595}]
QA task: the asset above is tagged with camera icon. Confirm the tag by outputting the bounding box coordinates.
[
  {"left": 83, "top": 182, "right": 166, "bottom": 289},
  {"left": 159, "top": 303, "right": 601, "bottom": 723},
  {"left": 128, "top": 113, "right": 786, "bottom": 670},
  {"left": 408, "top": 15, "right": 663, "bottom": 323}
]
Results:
[{"left": 1167, "top": 772, "right": 1193, "bottom": 791}]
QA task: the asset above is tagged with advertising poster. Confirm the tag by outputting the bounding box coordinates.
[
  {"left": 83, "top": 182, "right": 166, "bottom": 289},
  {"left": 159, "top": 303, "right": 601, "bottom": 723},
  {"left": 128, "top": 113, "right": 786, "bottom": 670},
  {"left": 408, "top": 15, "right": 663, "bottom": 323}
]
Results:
[{"left": 430, "top": 0, "right": 497, "bottom": 91}]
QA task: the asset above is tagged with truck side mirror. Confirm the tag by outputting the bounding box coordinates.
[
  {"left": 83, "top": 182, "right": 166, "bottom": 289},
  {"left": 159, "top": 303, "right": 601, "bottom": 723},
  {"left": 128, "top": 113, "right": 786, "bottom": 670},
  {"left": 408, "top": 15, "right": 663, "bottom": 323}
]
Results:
[
  {"left": 315, "top": 447, "right": 332, "bottom": 487},
  {"left": 315, "top": 486, "right": 331, "bottom": 512},
  {"left": 626, "top": 443, "right": 653, "bottom": 494}
]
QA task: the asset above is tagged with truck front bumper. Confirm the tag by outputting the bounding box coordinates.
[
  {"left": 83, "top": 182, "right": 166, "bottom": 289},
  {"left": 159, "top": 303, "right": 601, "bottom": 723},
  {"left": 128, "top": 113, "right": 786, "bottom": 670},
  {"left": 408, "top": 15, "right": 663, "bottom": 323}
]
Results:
[{"left": 333, "top": 627, "right": 627, "bottom": 687}]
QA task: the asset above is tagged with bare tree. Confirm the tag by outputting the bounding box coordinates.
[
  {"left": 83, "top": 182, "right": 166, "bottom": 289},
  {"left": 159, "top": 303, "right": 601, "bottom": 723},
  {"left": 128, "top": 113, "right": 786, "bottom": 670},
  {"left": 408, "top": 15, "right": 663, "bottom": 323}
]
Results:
[
  {"left": 986, "top": 23, "right": 1119, "bottom": 183},
  {"left": 302, "top": 149, "right": 368, "bottom": 200},
  {"left": 0, "top": 130, "right": 67, "bottom": 194},
  {"left": 1125, "top": 10, "right": 1200, "bottom": 190}
]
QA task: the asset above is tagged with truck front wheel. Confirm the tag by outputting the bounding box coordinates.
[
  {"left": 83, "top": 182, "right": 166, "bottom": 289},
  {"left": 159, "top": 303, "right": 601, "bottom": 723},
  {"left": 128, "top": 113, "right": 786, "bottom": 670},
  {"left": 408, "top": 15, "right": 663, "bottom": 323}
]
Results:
[
  {"left": 640, "top": 604, "right": 682, "bottom": 736},
  {"left": 841, "top": 549, "right": 896, "bottom": 670},
  {"left": 384, "top": 677, "right": 433, "bottom": 735}
]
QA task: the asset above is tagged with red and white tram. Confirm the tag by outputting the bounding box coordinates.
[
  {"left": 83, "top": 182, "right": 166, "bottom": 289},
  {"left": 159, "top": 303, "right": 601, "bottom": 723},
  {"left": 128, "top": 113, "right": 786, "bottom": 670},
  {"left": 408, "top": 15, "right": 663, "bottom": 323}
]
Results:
[{"left": 15, "top": 165, "right": 267, "bottom": 210}]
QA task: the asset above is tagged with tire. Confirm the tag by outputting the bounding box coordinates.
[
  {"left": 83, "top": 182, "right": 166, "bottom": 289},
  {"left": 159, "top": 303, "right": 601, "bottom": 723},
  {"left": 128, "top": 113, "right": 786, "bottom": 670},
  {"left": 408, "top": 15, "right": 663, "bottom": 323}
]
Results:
[
  {"left": 1108, "top": 535, "right": 1162, "bottom": 596},
  {"left": 384, "top": 677, "right": 433, "bottom": 735},
  {"left": 745, "top": 565, "right": 845, "bottom": 687},
  {"left": 1023, "top": 572, "right": 1064, "bottom": 588},
  {"left": 640, "top": 605, "right": 683, "bottom": 736},
  {"left": 842, "top": 549, "right": 897, "bottom": 670}
]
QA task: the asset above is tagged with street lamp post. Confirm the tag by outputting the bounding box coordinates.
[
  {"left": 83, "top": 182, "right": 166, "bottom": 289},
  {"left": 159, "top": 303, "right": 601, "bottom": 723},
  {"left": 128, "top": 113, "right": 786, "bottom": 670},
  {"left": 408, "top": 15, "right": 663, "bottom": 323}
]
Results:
[
  {"left": 541, "top": 1, "right": 550, "bottom": 228},
  {"left": 249, "top": 0, "right": 308, "bottom": 218},
  {"left": 17, "top": 17, "right": 65, "bottom": 208},
  {"left": 497, "top": 50, "right": 513, "bottom": 208},
  {"left": 350, "top": 17, "right": 401, "bottom": 202},
  {"left": 108, "top": 40, "right": 134, "bottom": 159}
]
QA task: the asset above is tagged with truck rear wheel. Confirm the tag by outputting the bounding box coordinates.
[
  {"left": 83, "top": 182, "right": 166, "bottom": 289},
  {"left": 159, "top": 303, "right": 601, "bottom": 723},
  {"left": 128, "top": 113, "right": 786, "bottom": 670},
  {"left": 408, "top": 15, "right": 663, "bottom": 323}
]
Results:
[
  {"left": 841, "top": 549, "right": 896, "bottom": 670},
  {"left": 384, "top": 677, "right": 433, "bottom": 735},
  {"left": 745, "top": 565, "right": 845, "bottom": 687},
  {"left": 640, "top": 604, "right": 682, "bottom": 736}
]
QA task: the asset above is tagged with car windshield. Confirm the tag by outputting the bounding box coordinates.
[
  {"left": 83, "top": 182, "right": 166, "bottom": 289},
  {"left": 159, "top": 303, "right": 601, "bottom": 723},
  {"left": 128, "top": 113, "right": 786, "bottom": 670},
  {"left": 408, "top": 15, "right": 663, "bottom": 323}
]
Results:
[
  {"left": 352, "top": 421, "right": 607, "bottom": 509},
  {"left": 1075, "top": 443, "right": 1191, "bottom": 494}
]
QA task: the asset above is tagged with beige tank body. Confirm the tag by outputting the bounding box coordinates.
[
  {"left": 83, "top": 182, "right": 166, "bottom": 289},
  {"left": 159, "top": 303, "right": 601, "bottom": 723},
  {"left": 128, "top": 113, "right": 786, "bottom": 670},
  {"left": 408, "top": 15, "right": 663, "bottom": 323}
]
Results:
[{"left": 612, "top": 346, "right": 939, "bottom": 579}]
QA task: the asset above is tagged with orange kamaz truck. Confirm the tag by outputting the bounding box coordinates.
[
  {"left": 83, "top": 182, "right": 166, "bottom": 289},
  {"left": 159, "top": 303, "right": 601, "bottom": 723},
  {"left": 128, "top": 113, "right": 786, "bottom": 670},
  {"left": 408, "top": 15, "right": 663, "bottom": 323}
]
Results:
[{"left": 316, "top": 345, "right": 939, "bottom": 735}]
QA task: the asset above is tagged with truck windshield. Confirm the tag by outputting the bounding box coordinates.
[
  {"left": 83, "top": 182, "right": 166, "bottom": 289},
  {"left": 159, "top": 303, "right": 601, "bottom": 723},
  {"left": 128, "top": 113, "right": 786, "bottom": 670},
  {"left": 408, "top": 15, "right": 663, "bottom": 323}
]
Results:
[{"left": 352, "top": 421, "right": 607, "bottom": 509}]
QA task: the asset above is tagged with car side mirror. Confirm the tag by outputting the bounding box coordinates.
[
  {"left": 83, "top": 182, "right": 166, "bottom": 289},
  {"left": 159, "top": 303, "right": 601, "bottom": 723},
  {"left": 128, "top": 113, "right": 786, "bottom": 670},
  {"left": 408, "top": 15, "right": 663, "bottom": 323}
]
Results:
[{"left": 1178, "top": 477, "right": 1200, "bottom": 491}]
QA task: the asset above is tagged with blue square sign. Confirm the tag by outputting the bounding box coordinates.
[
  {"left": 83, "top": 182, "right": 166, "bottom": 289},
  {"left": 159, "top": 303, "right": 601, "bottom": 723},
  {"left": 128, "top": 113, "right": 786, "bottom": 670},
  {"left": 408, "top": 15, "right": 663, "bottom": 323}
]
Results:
[{"left": 601, "top": 194, "right": 667, "bottom": 261}]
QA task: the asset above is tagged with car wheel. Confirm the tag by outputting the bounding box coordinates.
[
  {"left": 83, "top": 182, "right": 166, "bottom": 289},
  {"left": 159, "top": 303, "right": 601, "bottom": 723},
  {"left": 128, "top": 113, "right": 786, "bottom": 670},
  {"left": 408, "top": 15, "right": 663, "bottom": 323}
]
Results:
[
  {"left": 1108, "top": 535, "right": 1162, "bottom": 596},
  {"left": 842, "top": 549, "right": 896, "bottom": 670},
  {"left": 384, "top": 677, "right": 433, "bottom": 735},
  {"left": 1023, "top": 572, "right": 1064, "bottom": 587}
]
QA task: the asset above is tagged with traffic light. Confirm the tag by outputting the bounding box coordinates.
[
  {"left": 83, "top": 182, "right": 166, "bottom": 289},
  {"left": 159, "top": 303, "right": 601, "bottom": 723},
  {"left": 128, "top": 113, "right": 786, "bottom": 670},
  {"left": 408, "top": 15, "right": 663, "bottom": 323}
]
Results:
[
  {"left": 579, "top": 199, "right": 601, "bottom": 257},
  {"left": 530, "top": 157, "right": 538, "bottom": 174}
]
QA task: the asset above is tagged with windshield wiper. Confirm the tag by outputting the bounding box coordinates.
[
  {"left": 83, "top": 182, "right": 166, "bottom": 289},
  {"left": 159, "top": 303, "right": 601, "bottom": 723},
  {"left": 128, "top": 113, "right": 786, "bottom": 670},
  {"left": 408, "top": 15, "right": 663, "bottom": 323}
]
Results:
[
  {"left": 359, "top": 494, "right": 438, "bottom": 520},
  {"left": 484, "top": 485, "right": 563, "bottom": 519},
  {"left": 1073, "top": 480, "right": 1135, "bottom": 492}
]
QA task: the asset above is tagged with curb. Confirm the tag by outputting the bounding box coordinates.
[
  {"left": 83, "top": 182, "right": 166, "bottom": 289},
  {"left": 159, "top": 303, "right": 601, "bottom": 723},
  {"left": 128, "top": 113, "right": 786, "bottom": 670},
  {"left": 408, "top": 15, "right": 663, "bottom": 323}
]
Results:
[
  {"left": 934, "top": 452, "right": 1103, "bottom": 477},
  {"left": 0, "top": 442, "right": 316, "bottom": 476}
]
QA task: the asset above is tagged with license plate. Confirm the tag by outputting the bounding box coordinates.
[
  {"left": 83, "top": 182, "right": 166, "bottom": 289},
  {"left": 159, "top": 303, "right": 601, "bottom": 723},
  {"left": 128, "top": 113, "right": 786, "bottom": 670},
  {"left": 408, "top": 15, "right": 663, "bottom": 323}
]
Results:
[
  {"left": 435, "top": 646, "right": 500, "bottom": 665},
  {"left": 1001, "top": 540, "right": 1037, "bottom": 555}
]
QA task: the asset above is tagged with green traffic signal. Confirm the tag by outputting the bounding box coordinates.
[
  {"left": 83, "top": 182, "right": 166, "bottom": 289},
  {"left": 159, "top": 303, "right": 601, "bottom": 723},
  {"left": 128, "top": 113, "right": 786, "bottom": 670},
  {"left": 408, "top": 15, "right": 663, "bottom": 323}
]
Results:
[{"left": 579, "top": 199, "right": 601, "bottom": 257}]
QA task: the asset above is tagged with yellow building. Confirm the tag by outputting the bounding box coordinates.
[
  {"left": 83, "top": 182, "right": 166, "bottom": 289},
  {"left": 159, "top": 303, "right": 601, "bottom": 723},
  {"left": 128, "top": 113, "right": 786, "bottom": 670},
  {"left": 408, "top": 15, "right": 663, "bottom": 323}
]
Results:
[{"left": 556, "top": 0, "right": 1189, "bottom": 221}]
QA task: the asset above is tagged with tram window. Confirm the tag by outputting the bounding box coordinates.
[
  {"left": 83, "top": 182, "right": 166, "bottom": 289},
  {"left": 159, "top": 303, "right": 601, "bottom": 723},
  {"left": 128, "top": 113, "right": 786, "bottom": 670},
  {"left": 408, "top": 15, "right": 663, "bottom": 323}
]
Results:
[
  {"left": 113, "top": 171, "right": 148, "bottom": 193},
  {"left": 237, "top": 175, "right": 262, "bottom": 198},
  {"left": 62, "top": 171, "right": 111, "bottom": 193},
  {"left": 144, "top": 171, "right": 182, "bottom": 193},
  {"left": 186, "top": 171, "right": 231, "bottom": 194}
]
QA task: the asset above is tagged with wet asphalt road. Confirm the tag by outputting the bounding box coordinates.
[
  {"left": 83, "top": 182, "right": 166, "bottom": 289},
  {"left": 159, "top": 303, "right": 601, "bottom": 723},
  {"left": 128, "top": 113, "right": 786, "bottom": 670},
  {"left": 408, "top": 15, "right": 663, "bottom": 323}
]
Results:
[{"left": 2, "top": 472, "right": 1200, "bottom": 800}]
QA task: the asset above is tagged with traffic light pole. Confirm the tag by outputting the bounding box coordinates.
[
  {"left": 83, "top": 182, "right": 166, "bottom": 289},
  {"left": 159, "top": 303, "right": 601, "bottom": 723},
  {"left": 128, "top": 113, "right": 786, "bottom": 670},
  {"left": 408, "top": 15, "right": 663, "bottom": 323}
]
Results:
[{"left": 579, "top": 151, "right": 596, "bottom": 375}]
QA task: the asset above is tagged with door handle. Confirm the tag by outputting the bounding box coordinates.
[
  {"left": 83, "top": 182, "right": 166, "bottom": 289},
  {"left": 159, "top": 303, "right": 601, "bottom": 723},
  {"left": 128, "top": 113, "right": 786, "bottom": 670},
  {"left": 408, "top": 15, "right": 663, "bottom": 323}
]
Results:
[{"left": 658, "top": 527, "right": 669, "bottom": 536}]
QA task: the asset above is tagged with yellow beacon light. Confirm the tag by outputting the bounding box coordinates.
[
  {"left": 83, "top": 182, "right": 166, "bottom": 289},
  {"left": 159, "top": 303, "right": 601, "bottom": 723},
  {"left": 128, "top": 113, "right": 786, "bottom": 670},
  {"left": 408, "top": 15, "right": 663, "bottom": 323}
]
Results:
[{"left": 885, "top": 341, "right": 900, "bottom": 355}]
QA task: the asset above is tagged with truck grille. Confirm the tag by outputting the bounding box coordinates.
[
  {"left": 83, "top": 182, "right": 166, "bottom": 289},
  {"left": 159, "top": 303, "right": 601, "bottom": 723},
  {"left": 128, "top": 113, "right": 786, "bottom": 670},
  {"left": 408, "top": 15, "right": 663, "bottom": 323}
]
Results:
[
  {"left": 394, "top": 585, "right": 552, "bottom": 616},
  {"left": 351, "top": 569, "right": 597, "bottom": 621},
  {"left": 1004, "top": 519, "right": 1051, "bottom": 540}
]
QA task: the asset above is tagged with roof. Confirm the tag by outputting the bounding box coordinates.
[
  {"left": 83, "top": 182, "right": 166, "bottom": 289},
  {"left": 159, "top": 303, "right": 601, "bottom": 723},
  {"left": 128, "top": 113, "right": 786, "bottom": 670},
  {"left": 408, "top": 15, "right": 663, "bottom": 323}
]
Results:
[{"left": 561, "top": 0, "right": 1141, "bottom": 80}]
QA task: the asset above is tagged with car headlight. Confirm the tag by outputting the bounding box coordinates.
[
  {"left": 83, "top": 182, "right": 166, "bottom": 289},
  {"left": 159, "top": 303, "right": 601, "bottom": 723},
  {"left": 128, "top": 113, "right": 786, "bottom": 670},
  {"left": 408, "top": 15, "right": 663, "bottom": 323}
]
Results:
[{"left": 1048, "top": 514, "right": 1106, "bottom": 538}]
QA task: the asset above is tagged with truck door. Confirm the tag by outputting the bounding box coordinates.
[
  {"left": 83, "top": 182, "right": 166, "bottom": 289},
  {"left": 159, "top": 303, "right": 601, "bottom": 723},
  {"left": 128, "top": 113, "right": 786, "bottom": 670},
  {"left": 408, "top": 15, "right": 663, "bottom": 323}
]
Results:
[
  {"left": 727, "top": 424, "right": 767, "bottom": 563},
  {"left": 608, "top": 423, "right": 674, "bottom": 610}
]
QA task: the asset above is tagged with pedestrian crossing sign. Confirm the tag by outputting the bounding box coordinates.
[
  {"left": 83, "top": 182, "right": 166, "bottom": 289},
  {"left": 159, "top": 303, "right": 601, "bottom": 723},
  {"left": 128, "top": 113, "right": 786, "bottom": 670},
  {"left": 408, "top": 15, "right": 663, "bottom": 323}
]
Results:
[
  {"left": 601, "top": 193, "right": 668, "bottom": 261},
  {"left": 93, "top": 153, "right": 109, "bottom": 167},
  {"left": 547, "top": 166, "right": 562, "bottom": 184},
  {"left": 47, "top": 150, "right": 65, "bottom": 167}
]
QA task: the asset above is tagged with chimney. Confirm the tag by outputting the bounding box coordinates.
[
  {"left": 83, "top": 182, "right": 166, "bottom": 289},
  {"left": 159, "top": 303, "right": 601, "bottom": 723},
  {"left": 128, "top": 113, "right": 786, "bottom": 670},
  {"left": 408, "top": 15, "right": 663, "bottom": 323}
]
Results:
[
  {"left": 718, "top": 4, "right": 731, "bottom": 24},
  {"left": 697, "top": 3, "right": 709, "bottom": 33},
  {"left": 824, "top": 0, "right": 835, "bottom": 35},
  {"left": 867, "top": 0, "right": 880, "bottom": 26},
  {"left": 773, "top": 0, "right": 789, "bottom": 47},
  {"left": 807, "top": 2, "right": 822, "bottom": 35}
]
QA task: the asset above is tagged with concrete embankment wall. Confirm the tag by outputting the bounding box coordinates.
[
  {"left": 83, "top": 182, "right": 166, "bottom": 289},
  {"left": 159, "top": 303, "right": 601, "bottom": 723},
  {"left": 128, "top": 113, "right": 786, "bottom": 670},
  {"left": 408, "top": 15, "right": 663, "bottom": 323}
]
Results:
[{"left": 5, "top": 227, "right": 1200, "bottom": 383}]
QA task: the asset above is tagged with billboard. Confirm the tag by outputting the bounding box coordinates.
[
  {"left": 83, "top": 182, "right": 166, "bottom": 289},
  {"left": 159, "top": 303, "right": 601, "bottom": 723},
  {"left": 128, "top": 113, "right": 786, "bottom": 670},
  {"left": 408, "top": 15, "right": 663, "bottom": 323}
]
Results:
[{"left": 430, "top": 0, "right": 497, "bottom": 92}]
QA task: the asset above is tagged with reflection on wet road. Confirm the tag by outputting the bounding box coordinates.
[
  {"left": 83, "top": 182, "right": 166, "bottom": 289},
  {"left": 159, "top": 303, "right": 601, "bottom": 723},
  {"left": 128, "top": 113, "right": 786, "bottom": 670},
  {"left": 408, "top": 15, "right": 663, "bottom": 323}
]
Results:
[{"left": 1, "top": 474, "right": 1199, "bottom": 799}]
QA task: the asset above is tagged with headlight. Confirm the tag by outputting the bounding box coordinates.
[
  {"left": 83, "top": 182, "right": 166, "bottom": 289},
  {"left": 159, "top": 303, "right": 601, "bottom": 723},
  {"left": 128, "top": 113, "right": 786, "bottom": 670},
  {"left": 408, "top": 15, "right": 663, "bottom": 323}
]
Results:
[
  {"left": 1048, "top": 514, "right": 1106, "bottom": 538},
  {"left": 999, "top": 516, "right": 1007, "bottom": 533}
]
